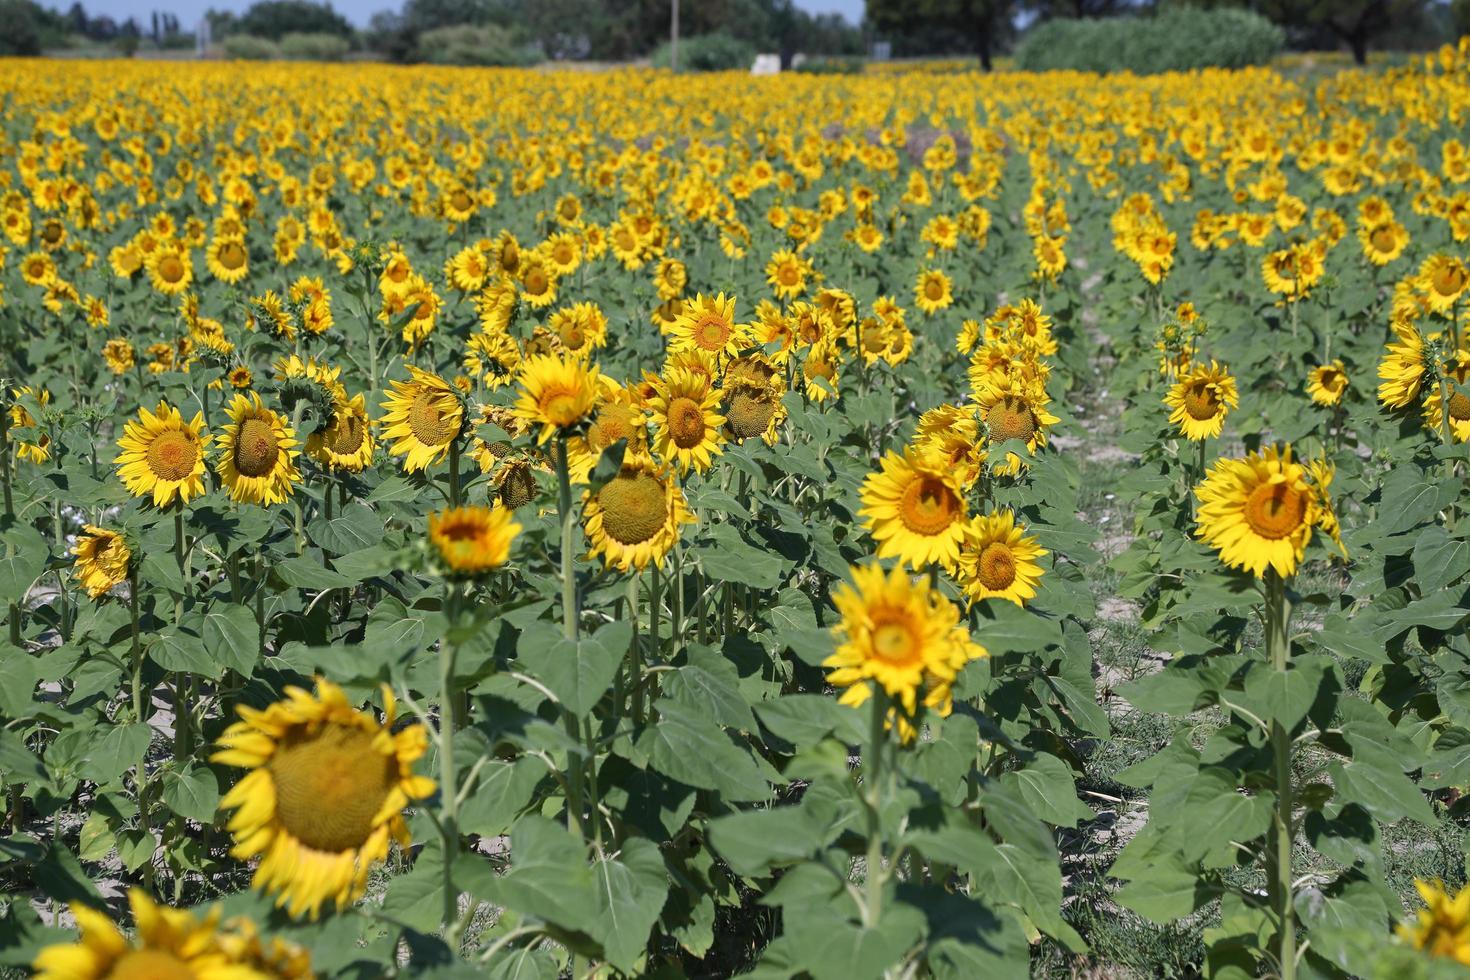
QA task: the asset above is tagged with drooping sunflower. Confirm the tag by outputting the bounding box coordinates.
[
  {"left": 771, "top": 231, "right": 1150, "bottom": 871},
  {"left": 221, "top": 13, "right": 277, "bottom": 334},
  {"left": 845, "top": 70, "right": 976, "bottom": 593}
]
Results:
[
  {"left": 1397, "top": 879, "right": 1470, "bottom": 965},
  {"left": 1195, "top": 444, "right": 1326, "bottom": 578},
  {"left": 650, "top": 368, "right": 726, "bottom": 475},
  {"left": 306, "top": 394, "right": 375, "bottom": 472},
  {"left": 671, "top": 292, "right": 748, "bottom": 359},
  {"left": 954, "top": 511, "right": 1048, "bottom": 607},
  {"left": 801, "top": 339, "right": 843, "bottom": 403},
  {"left": 913, "top": 268, "right": 954, "bottom": 316},
  {"left": 1163, "top": 360, "right": 1239, "bottom": 440},
  {"left": 216, "top": 392, "right": 302, "bottom": 506},
  {"left": 32, "top": 888, "right": 248, "bottom": 980},
  {"left": 567, "top": 382, "right": 647, "bottom": 483},
  {"left": 1377, "top": 320, "right": 1428, "bottom": 409},
  {"left": 859, "top": 447, "right": 969, "bottom": 572},
  {"left": 1307, "top": 360, "right": 1349, "bottom": 406},
  {"left": 115, "top": 401, "right": 210, "bottom": 508},
  {"left": 380, "top": 365, "right": 465, "bottom": 471},
  {"left": 824, "top": 563, "right": 986, "bottom": 729},
  {"left": 512, "top": 354, "right": 601, "bottom": 445},
  {"left": 212, "top": 679, "right": 435, "bottom": 919},
  {"left": 583, "top": 451, "right": 695, "bottom": 571},
  {"left": 71, "top": 526, "right": 131, "bottom": 600},
  {"left": 428, "top": 505, "right": 521, "bottom": 578}
]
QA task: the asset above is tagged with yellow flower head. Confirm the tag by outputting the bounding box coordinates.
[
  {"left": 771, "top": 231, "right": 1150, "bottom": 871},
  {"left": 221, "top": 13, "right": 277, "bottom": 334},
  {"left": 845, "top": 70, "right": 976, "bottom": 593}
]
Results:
[
  {"left": 583, "top": 451, "right": 695, "bottom": 571},
  {"left": 1398, "top": 879, "right": 1470, "bottom": 965},
  {"left": 1195, "top": 444, "right": 1333, "bottom": 578},
  {"left": 216, "top": 392, "right": 302, "bottom": 506},
  {"left": 860, "top": 447, "right": 969, "bottom": 572},
  {"left": 71, "top": 526, "right": 131, "bottom": 600},
  {"left": 381, "top": 365, "right": 465, "bottom": 471},
  {"left": 1164, "top": 360, "right": 1239, "bottom": 441},
  {"left": 115, "top": 401, "right": 211, "bottom": 508},
  {"left": 955, "top": 510, "right": 1048, "bottom": 607},
  {"left": 512, "top": 354, "right": 601, "bottom": 445},
  {"left": 428, "top": 505, "right": 520, "bottom": 578},
  {"left": 1307, "top": 360, "right": 1349, "bottom": 406}
]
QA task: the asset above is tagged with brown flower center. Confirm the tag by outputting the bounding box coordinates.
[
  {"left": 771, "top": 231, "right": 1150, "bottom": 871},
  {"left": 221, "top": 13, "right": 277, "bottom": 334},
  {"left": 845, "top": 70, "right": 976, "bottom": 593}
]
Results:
[
  {"left": 234, "top": 417, "right": 280, "bottom": 478},
  {"left": 157, "top": 255, "right": 185, "bottom": 284},
  {"left": 146, "top": 429, "right": 199, "bottom": 482},
  {"left": 108, "top": 949, "right": 197, "bottom": 980},
  {"left": 1244, "top": 481, "right": 1308, "bottom": 540},
  {"left": 498, "top": 462, "right": 537, "bottom": 509},
  {"left": 727, "top": 391, "right": 775, "bottom": 440},
  {"left": 268, "top": 723, "right": 396, "bottom": 853},
  {"left": 986, "top": 397, "right": 1037, "bottom": 444},
  {"left": 218, "top": 241, "right": 246, "bottom": 270},
  {"left": 976, "top": 541, "right": 1017, "bottom": 590},
  {"left": 408, "top": 390, "right": 457, "bottom": 446},
  {"left": 1432, "top": 263, "right": 1466, "bottom": 297},
  {"left": 524, "top": 268, "right": 548, "bottom": 296},
  {"left": 558, "top": 321, "right": 586, "bottom": 351},
  {"left": 924, "top": 277, "right": 945, "bottom": 302},
  {"left": 1370, "top": 227, "right": 1395, "bottom": 253},
  {"left": 450, "top": 190, "right": 473, "bottom": 213},
  {"left": 694, "top": 314, "right": 730, "bottom": 351},
  {"left": 1449, "top": 391, "right": 1470, "bottom": 422},
  {"left": 898, "top": 475, "right": 961, "bottom": 537},
  {"left": 538, "top": 389, "right": 584, "bottom": 428},
  {"left": 1183, "top": 382, "right": 1221, "bottom": 421},
  {"left": 777, "top": 263, "right": 799, "bottom": 287},
  {"left": 326, "top": 412, "right": 366, "bottom": 455},
  {"left": 597, "top": 470, "right": 667, "bottom": 545},
  {"left": 861, "top": 322, "right": 887, "bottom": 354},
  {"left": 667, "top": 397, "right": 706, "bottom": 449}
]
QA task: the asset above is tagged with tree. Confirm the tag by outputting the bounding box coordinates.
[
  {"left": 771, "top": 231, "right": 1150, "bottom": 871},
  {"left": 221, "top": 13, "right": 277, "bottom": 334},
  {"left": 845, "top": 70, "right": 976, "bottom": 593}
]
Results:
[
  {"left": 866, "top": 0, "right": 1015, "bottom": 69},
  {"left": 236, "top": 0, "right": 352, "bottom": 39},
  {"left": 1251, "top": 0, "right": 1428, "bottom": 64}
]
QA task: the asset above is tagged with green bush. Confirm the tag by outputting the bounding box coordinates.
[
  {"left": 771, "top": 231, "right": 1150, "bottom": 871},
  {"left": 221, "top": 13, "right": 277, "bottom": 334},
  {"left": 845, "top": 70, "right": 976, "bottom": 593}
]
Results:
[
  {"left": 221, "top": 34, "right": 280, "bottom": 59},
  {"left": 1015, "top": 8, "right": 1284, "bottom": 74},
  {"left": 279, "top": 31, "right": 350, "bottom": 60},
  {"left": 650, "top": 31, "right": 755, "bottom": 72},
  {"left": 415, "top": 23, "right": 539, "bottom": 66},
  {"left": 793, "top": 55, "right": 864, "bottom": 74}
]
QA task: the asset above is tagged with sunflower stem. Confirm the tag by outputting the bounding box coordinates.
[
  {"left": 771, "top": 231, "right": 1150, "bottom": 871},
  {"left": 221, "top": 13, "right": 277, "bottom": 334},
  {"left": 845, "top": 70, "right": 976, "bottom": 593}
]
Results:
[
  {"left": 863, "top": 690, "right": 887, "bottom": 928},
  {"left": 1265, "top": 571, "right": 1296, "bottom": 980},
  {"left": 628, "top": 574, "right": 643, "bottom": 727},
  {"left": 129, "top": 568, "right": 144, "bottom": 723},
  {"left": 2, "top": 402, "right": 20, "bottom": 648},
  {"left": 448, "top": 438, "right": 462, "bottom": 509},
  {"left": 554, "top": 436, "right": 587, "bottom": 837},
  {"left": 439, "top": 581, "right": 463, "bottom": 934}
]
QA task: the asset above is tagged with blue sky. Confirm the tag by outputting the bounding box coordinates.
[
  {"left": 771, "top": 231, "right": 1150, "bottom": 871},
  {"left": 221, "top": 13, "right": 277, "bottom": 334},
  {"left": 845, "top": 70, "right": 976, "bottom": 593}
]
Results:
[{"left": 56, "top": 0, "right": 865, "bottom": 30}]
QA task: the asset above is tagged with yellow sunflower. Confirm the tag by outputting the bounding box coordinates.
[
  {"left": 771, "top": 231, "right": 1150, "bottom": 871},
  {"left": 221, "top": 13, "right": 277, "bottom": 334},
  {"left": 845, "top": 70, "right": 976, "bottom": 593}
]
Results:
[
  {"left": 954, "top": 511, "right": 1048, "bottom": 607},
  {"left": 428, "top": 505, "right": 521, "bottom": 578},
  {"left": 512, "top": 354, "right": 601, "bottom": 445},
  {"left": 765, "top": 248, "right": 810, "bottom": 300},
  {"left": 1378, "top": 321, "right": 1428, "bottom": 408},
  {"left": 671, "top": 292, "right": 748, "bottom": 359},
  {"left": 146, "top": 242, "right": 193, "bottom": 296},
  {"left": 32, "top": 888, "right": 249, "bottom": 980},
  {"left": 650, "top": 367, "right": 726, "bottom": 475},
  {"left": 1195, "top": 444, "right": 1327, "bottom": 578},
  {"left": 71, "top": 526, "right": 131, "bottom": 600},
  {"left": 859, "top": 447, "right": 969, "bottom": 572},
  {"left": 306, "top": 394, "right": 375, "bottom": 473},
  {"left": 206, "top": 236, "right": 250, "bottom": 284},
  {"left": 824, "top": 563, "right": 986, "bottom": 726},
  {"left": 212, "top": 679, "right": 435, "bottom": 919},
  {"left": 1398, "top": 879, "right": 1470, "bottom": 965},
  {"left": 722, "top": 353, "right": 787, "bottom": 445},
  {"left": 547, "top": 302, "right": 608, "bottom": 358},
  {"left": 583, "top": 451, "right": 695, "bottom": 571},
  {"left": 1163, "top": 361, "right": 1239, "bottom": 440},
  {"left": 1307, "top": 360, "right": 1349, "bottom": 406},
  {"left": 1420, "top": 254, "right": 1470, "bottom": 314},
  {"left": 216, "top": 392, "right": 301, "bottom": 506},
  {"left": 973, "top": 376, "right": 1060, "bottom": 474},
  {"left": 115, "top": 401, "right": 211, "bottom": 508},
  {"left": 380, "top": 365, "right": 465, "bottom": 471},
  {"left": 914, "top": 268, "right": 954, "bottom": 316},
  {"left": 1424, "top": 352, "right": 1470, "bottom": 442},
  {"left": 1357, "top": 220, "right": 1409, "bottom": 265}
]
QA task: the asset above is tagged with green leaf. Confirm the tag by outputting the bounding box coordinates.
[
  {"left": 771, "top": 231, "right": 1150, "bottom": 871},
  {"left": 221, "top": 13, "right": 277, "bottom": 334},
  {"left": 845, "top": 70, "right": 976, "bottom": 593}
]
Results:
[
  {"left": 755, "top": 694, "right": 867, "bottom": 746},
  {"left": 694, "top": 523, "right": 785, "bottom": 589},
  {"left": 636, "top": 699, "right": 772, "bottom": 801},
  {"left": 517, "top": 620, "right": 630, "bottom": 717},
  {"left": 162, "top": 765, "right": 221, "bottom": 823},
  {"left": 708, "top": 805, "right": 829, "bottom": 876},
  {"left": 195, "top": 604, "right": 260, "bottom": 677},
  {"left": 1328, "top": 757, "right": 1435, "bottom": 827},
  {"left": 0, "top": 729, "right": 48, "bottom": 786},
  {"left": 274, "top": 556, "right": 354, "bottom": 591},
  {"left": 664, "top": 646, "right": 756, "bottom": 731},
  {"left": 484, "top": 816, "right": 597, "bottom": 929},
  {"left": 457, "top": 758, "right": 543, "bottom": 839},
  {"left": 589, "top": 837, "right": 668, "bottom": 972},
  {"left": 310, "top": 502, "right": 386, "bottom": 554},
  {"left": 79, "top": 723, "right": 151, "bottom": 783},
  {"left": 381, "top": 838, "right": 447, "bottom": 933},
  {"left": 999, "top": 754, "right": 1093, "bottom": 829},
  {"left": 1412, "top": 526, "right": 1470, "bottom": 594},
  {"left": 1239, "top": 657, "right": 1330, "bottom": 733},
  {"left": 0, "top": 520, "right": 47, "bottom": 607},
  {"left": 149, "top": 629, "right": 221, "bottom": 678}
]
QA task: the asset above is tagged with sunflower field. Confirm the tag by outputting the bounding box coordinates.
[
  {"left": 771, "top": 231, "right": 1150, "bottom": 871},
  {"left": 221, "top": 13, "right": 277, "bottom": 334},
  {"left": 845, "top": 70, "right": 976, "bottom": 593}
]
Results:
[{"left": 3, "top": 43, "right": 1470, "bottom": 979}]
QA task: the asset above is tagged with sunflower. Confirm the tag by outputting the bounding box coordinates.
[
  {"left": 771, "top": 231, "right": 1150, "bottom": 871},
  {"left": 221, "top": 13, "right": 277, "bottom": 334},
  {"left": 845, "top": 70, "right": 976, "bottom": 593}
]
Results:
[
  {"left": 1424, "top": 352, "right": 1470, "bottom": 442},
  {"left": 568, "top": 383, "right": 647, "bottom": 483},
  {"left": 824, "top": 563, "right": 986, "bottom": 730},
  {"left": 428, "top": 505, "right": 520, "bottom": 577},
  {"left": 115, "top": 401, "right": 210, "bottom": 508},
  {"left": 1195, "top": 445, "right": 1327, "bottom": 578},
  {"left": 1378, "top": 320, "right": 1428, "bottom": 408},
  {"left": 583, "top": 451, "right": 694, "bottom": 571},
  {"left": 954, "top": 511, "right": 1047, "bottom": 607},
  {"left": 32, "top": 888, "right": 249, "bottom": 980},
  {"left": 973, "top": 376, "right": 1060, "bottom": 473},
  {"left": 654, "top": 257, "right": 688, "bottom": 300},
  {"left": 859, "top": 448, "right": 969, "bottom": 572},
  {"left": 212, "top": 679, "right": 435, "bottom": 919},
  {"left": 1307, "top": 360, "right": 1349, "bottom": 406},
  {"left": 1357, "top": 220, "right": 1409, "bottom": 265},
  {"left": 102, "top": 338, "right": 135, "bottom": 374},
  {"left": 146, "top": 242, "right": 193, "bottom": 295},
  {"left": 380, "top": 365, "right": 465, "bottom": 471},
  {"left": 547, "top": 302, "right": 608, "bottom": 357},
  {"left": 765, "top": 249, "right": 810, "bottom": 300},
  {"left": 214, "top": 393, "right": 301, "bottom": 506},
  {"left": 1420, "top": 254, "right": 1470, "bottom": 313},
  {"left": 206, "top": 236, "right": 249, "bottom": 284},
  {"left": 1397, "top": 879, "right": 1470, "bottom": 964},
  {"left": 801, "top": 340, "right": 843, "bottom": 403},
  {"left": 650, "top": 367, "right": 726, "bottom": 475},
  {"left": 672, "top": 292, "right": 748, "bottom": 359},
  {"left": 722, "top": 353, "right": 786, "bottom": 445},
  {"left": 71, "top": 526, "right": 130, "bottom": 600},
  {"left": 518, "top": 256, "right": 558, "bottom": 309},
  {"left": 21, "top": 251, "right": 56, "bottom": 286},
  {"left": 307, "top": 394, "right": 375, "bottom": 472},
  {"left": 512, "top": 354, "right": 600, "bottom": 445},
  {"left": 914, "top": 268, "right": 954, "bottom": 315},
  {"left": 1164, "top": 361, "right": 1239, "bottom": 440}
]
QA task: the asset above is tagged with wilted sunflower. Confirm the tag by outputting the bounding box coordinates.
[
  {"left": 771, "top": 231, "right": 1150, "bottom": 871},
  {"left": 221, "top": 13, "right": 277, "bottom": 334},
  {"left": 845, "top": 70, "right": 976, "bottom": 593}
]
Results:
[
  {"left": 1195, "top": 444, "right": 1327, "bottom": 578},
  {"left": 115, "top": 401, "right": 210, "bottom": 508},
  {"left": 307, "top": 394, "right": 375, "bottom": 472},
  {"left": 1307, "top": 360, "right": 1349, "bottom": 406},
  {"left": 1164, "top": 361, "right": 1239, "bottom": 441},
  {"left": 217, "top": 392, "right": 301, "bottom": 506},
  {"left": 583, "top": 451, "right": 694, "bottom": 571},
  {"left": 672, "top": 292, "right": 748, "bottom": 359},
  {"left": 1397, "top": 879, "right": 1470, "bottom": 964},
  {"left": 212, "top": 680, "right": 435, "bottom": 919},
  {"left": 954, "top": 511, "right": 1048, "bottom": 607},
  {"left": 428, "top": 505, "right": 520, "bottom": 577},
  {"left": 860, "top": 447, "right": 969, "bottom": 571},
  {"left": 824, "top": 563, "right": 986, "bottom": 726},
  {"left": 71, "top": 526, "right": 130, "bottom": 600},
  {"left": 650, "top": 367, "right": 726, "bottom": 475},
  {"left": 381, "top": 365, "right": 465, "bottom": 471},
  {"left": 512, "top": 354, "right": 600, "bottom": 445},
  {"left": 913, "top": 268, "right": 954, "bottom": 315},
  {"left": 32, "top": 888, "right": 247, "bottom": 980}
]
